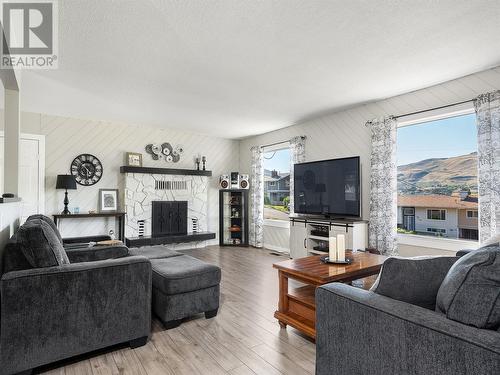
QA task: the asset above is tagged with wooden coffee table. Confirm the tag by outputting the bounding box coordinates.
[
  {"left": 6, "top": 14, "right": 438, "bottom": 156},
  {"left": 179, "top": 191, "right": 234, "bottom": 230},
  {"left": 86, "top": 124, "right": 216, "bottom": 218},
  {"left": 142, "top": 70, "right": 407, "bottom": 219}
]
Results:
[{"left": 273, "top": 251, "right": 387, "bottom": 339}]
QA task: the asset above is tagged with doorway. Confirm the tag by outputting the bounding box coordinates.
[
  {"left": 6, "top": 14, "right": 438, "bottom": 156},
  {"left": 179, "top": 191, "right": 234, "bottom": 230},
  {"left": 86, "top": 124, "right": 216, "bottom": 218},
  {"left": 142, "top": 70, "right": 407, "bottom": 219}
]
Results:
[{"left": 0, "top": 132, "right": 45, "bottom": 220}]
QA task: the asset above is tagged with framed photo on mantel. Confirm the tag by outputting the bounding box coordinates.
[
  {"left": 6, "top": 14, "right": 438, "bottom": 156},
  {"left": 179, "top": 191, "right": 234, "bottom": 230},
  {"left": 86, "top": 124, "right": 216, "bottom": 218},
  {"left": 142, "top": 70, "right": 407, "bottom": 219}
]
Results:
[
  {"left": 99, "top": 189, "right": 119, "bottom": 212},
  {"left": 126, "top": 152, "right": 143, "bottom": 167}
]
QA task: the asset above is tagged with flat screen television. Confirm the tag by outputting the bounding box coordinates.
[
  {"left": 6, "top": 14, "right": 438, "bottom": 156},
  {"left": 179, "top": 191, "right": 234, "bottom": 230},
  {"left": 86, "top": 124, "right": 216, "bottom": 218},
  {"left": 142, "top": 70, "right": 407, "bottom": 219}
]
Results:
[{"left": 294, "top": 156, "right": 360, "bottom": 217}]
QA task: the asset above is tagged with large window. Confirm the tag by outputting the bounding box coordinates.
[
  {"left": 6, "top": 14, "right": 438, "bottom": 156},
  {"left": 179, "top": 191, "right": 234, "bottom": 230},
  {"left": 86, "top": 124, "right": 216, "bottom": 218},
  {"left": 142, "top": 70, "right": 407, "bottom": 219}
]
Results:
[
  {"left": 263, "top": 147, "right": 290, "bottom": 221},
  {"left": 397, "top": 113, "right": 478, "bottom": 241},
  {"left": 427, "top": 209, "right": 446, "bottom": 220}
]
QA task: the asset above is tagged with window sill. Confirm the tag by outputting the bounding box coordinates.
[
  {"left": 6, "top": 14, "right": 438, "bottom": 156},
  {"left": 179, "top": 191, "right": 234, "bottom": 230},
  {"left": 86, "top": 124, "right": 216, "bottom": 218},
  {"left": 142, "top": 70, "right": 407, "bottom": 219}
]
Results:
[
  {"left": 263, "top": 219, "right": 290, "bottom": 228},
  {"left": 398, "top": 233, "right": 479, "bottom": 252}
]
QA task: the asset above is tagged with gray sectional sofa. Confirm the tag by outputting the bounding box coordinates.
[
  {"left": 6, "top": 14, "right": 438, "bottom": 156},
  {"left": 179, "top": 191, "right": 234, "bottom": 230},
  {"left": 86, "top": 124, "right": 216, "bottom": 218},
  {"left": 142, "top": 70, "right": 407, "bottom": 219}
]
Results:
[
  {"left": 316, "top": 248, "right": 500, "bottom": 375},
  {"left": 0, "top": 215, "right": 220, "bottom": 375}
]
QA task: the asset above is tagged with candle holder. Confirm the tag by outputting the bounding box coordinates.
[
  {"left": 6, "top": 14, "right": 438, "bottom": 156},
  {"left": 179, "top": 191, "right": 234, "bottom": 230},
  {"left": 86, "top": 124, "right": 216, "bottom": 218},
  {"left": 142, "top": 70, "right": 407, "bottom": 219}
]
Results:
[
  {"left": 202, "top": 156, "right": 206, "bottom": 170},
  {"left": 195, "top": 156, "right": 200, "bottom": 170}
]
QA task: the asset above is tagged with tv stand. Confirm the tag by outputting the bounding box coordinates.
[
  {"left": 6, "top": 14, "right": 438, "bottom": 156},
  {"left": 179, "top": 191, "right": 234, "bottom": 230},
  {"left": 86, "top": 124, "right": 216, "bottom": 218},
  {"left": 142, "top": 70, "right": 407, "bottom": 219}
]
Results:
[{"left": 289, "top": 215, "right": 368, "bottom": 259}]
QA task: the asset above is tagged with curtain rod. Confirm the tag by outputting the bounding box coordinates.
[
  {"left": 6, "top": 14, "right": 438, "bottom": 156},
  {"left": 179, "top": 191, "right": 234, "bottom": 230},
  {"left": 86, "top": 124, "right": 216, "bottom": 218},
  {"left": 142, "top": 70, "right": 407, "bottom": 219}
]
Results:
[
  {"left": 394, "top": 98, "right": 474, "bottom": 120},
  {"left": 259, "top": 136, "right": 306, "bottom": 149}
]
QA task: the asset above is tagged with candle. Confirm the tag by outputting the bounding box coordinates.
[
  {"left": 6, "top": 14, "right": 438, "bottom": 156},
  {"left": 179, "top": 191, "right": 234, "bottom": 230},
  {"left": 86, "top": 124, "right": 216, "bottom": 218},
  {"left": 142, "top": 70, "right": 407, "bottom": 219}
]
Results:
[
  {"left": 329, "top": 236, "right": 337, "bottom": 261},
  {"left": 336, "top": 234, "right": 346, "bottom": 262}
]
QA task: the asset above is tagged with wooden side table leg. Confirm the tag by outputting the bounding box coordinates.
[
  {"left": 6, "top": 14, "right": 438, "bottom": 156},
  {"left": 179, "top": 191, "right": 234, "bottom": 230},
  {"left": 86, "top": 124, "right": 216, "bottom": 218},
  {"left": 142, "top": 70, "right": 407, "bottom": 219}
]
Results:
[{"left": 278, "top": 270, "right": 288, "bottom": 329}]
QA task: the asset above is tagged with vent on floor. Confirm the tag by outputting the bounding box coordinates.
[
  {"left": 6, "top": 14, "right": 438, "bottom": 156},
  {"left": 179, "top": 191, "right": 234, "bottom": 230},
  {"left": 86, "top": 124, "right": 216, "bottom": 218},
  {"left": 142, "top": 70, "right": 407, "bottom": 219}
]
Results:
[{"left": 155, "top": 180, "right": 187, "bottom": 190}]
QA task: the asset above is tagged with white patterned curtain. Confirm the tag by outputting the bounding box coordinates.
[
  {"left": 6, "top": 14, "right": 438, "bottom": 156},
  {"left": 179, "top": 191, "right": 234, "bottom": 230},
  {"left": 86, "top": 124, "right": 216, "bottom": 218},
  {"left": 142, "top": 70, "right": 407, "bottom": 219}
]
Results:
[
  {"left": 368, "top": 116, "right": 398, "bottom": 256},
  {"left": 289, "top": 136, "right": 306, "bottom": 214},
  {"left": 474, "top": 91, "right": 500, "bottom": 244},
  {"left": 249, "top": 146, "right": 264, "bottom": 247}
]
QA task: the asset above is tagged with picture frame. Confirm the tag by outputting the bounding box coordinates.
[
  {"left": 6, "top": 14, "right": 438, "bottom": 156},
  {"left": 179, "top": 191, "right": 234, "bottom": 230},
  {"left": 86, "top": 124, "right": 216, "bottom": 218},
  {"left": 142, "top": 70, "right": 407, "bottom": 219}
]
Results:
[
  {"left": 98, "top": 189, "right": 119, "bottom": 212},
  {"left": 126, "top": 152, "right": 143, "bottom": 167}
]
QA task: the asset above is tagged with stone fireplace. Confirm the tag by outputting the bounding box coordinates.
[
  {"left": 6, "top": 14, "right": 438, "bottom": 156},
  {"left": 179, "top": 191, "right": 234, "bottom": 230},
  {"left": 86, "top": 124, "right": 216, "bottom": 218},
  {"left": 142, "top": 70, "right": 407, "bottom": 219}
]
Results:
[{"left": 123, "top": 171, "right": 209, "bottom": 239}]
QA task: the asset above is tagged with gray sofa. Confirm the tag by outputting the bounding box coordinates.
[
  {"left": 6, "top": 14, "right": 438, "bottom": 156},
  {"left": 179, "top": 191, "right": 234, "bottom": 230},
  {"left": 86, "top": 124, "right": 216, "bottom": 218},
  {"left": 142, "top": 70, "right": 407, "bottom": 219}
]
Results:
[
  {"left": 0, "top": 215, "right": 221, "bottom": 374},
  {"left": 0, "top": 217, "right": 151, "bottom": 375},
  {"left": 316, "top": 250, "right": 500, "bottom": 375}
]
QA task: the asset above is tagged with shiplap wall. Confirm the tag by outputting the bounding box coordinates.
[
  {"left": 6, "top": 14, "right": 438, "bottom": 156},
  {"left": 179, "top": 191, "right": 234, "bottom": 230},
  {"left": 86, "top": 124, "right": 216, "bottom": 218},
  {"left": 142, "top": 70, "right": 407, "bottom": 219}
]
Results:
[
  {"left": 240, "top": 65, "right": 500, "bottom": 254},
  {"left": 18, "top": 114, "right": 239, "bottom": 239}
]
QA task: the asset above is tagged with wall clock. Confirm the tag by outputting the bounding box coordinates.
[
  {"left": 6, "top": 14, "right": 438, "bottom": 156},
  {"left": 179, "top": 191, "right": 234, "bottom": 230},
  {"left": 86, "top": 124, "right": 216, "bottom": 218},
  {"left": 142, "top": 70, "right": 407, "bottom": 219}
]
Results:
[{"left": 70, "top": 154, "right": 103, "bottom": 186}]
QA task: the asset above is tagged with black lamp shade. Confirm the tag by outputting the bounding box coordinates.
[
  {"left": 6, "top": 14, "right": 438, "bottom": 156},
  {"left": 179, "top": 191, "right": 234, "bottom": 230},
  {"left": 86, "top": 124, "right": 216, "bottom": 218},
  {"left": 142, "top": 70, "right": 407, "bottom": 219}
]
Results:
[{"left": 56, "top": 175, "right": 77, "bottom": 190}]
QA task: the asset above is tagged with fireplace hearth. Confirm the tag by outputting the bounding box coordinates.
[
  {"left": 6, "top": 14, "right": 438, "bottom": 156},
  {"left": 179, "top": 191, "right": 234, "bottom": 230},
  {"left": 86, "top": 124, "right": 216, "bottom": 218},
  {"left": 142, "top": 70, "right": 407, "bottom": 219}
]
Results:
[{"left": 152, "top": 201, "right": 188, "bottom": 237}]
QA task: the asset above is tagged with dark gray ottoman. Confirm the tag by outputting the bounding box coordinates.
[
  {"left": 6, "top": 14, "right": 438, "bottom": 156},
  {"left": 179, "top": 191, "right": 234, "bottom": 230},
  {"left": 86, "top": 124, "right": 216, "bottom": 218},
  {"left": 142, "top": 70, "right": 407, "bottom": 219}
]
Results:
[
  {"left": 151, "top": 255, "right": 221, "bottom": 329},
  {"left": 129, "top": 245, "right": 183, "bottom": 260}
]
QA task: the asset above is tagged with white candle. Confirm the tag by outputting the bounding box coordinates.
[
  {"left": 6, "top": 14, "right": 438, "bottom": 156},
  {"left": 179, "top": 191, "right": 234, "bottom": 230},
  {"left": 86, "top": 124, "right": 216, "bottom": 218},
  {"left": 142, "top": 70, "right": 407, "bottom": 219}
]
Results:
[
  {"left": 336, "top": 234, "right": 346, "bottom": 262},
  {"left": 329, "top": 236, "right": 337, "bottom": 261}
]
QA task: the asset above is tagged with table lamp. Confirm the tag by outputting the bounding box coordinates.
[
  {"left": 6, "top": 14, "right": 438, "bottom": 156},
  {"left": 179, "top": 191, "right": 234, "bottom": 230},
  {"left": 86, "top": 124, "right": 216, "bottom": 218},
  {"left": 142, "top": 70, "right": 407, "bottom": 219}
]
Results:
[{"left": 56, "top": 174, "right": 77, "bottom": 214}]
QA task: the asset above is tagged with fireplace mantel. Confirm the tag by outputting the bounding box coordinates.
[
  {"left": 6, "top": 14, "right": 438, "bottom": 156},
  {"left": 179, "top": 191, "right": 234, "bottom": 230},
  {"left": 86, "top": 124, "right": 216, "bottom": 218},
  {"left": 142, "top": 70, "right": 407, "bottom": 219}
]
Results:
[{"left": 120, "top": 166, "right": 212, "bottom": 176}]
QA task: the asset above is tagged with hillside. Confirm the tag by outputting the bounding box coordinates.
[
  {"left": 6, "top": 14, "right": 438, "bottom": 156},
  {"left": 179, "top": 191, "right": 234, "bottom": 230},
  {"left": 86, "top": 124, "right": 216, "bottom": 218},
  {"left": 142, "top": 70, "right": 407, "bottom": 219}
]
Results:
[{"left": 397, "top": 152, "right": 477, "bottom": 195}]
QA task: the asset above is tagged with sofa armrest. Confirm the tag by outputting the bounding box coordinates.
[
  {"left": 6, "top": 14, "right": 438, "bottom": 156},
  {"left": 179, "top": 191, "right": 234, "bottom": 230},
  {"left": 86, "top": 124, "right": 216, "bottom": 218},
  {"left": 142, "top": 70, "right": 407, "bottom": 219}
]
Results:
[
  {"left": 65, "top": 244, "right": 129, "bottom": 263},
  {"left": 63, "top": 234, "right": 112, "bottom": 245},
  {"left": 316, "top": 283, "right": 500, "bottom": 375},
  {"left": 456, "top": 249, "right": 475, "bottom": 257},
  {"left": 0, "top": 256, "right": 151, "bottom": 374},
  {"left": 370, "top": 256, "right": 458, "bottom": 309}
]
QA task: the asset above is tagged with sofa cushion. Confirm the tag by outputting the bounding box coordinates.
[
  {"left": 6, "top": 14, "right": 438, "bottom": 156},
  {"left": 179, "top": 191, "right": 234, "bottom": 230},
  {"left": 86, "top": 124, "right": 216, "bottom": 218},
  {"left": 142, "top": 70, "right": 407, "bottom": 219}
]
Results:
[
  {"left": 1, "top": 234, "right": 33, "bottom": 275},
  {"left": 128, "top": 245, "right": 183, "bottom": 260},
  {"left": 151, "top": 255, "right": 221, "bottom": 295},
  {"left": 27, "top": 214, "right": 63, "bottom": 244},
  {"left": 371, "top": 256, "right": 458, "bottom": 310},
  {"left": 436, "top": 246, "right": 500, "bottom": 330},
  {"left": 17, "top": 219, "right": 70, "bottom": 268}
]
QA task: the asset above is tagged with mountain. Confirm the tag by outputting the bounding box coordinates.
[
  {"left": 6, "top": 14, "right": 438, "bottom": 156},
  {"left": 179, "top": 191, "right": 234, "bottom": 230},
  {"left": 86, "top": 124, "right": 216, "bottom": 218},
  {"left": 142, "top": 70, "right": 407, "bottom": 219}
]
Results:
[{"left": 397, "top": 152, "right": 477, "bottom": 195}]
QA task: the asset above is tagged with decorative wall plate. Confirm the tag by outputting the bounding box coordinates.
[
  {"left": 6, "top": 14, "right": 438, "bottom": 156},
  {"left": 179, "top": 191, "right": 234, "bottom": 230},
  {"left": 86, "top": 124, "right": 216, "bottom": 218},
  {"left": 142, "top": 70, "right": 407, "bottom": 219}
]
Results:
[{"left": 145, "top": 142, "right": 183, "bottom": 163}]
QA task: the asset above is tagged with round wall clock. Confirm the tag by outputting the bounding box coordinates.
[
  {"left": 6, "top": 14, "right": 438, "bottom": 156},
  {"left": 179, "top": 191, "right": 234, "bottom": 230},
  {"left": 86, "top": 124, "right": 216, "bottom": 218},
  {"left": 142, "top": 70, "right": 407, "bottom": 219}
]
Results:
[{"left": 70, "top": 154, "right": 103, "bottom": 186}]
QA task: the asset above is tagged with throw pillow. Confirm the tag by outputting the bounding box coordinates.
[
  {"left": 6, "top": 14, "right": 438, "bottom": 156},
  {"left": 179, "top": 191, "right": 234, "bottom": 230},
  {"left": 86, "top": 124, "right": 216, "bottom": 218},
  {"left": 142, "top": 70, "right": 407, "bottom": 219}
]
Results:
[
  {"left": 27, "top": 214, "right": 63, "bottom": 244},
  {"left": 17, "top": 219, "right": 70, "bottom": 268},
  {"left": 436, "top": 246, "right": 500, "bottom": 330},
  {"left": 371, "top": 256, "right": 458, "bottom": 310}
]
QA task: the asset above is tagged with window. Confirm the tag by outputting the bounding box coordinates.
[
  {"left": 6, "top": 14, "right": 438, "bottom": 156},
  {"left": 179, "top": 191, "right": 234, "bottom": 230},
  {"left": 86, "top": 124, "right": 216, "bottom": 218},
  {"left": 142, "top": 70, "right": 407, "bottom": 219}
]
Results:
[
  {"left": 397, "top": 112, "right": 479, "bottom": 242},
  {"left": 403, "top": 207, "right": 415, "bottom": 215},
  {"left": 427, "top": 209, "right": 446, "bottom": 220},
  {"left": 467, "top": 210, "right": 478, "bottom": 218},
  {"left": 264, "top": 147, "right": 290, "bottom": 221}
]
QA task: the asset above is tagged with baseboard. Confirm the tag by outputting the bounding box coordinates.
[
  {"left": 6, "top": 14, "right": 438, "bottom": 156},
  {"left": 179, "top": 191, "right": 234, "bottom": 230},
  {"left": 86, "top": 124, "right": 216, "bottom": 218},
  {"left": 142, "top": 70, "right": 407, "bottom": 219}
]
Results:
[{"left": 264, "top": 243, "right": 290, "bottom": 253}]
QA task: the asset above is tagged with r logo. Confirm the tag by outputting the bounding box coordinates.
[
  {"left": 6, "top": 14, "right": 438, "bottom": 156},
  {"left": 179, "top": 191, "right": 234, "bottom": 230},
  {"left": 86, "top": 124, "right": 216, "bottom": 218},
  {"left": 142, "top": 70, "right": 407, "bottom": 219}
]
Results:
[{"left": 2, "top": 2, "right": 53, "bottom": 54}]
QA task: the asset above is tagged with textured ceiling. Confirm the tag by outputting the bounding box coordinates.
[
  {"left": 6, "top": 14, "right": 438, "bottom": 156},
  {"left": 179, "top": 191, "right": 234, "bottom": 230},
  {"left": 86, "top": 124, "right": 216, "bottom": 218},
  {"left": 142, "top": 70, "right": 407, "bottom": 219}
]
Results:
[{"left": 19, "top": 0, "right": 500, "bottom": 139}]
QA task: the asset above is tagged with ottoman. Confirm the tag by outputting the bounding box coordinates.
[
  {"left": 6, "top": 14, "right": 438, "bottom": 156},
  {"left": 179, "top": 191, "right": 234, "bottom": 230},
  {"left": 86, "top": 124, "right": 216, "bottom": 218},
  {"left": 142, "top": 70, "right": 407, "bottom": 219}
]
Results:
[
  {"left": 151, "top": 255, "right": 221, "bottom": 329},
  {"left": 129, "top": 245, "right": 183, "bottom": 260}
]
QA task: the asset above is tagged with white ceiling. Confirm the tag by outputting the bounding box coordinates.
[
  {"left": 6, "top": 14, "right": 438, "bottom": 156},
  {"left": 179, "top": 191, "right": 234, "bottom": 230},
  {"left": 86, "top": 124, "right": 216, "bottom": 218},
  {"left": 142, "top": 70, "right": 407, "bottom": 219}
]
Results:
[{"left": 19, "top": 0, "right": 500, "bottom": 139}]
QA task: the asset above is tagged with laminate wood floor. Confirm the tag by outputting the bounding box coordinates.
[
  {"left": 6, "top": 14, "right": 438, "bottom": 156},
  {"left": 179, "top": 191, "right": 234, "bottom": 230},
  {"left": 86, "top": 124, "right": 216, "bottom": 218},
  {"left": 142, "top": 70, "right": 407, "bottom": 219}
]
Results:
[{"left": 38, "top": 246, "right": 317, "bottom": 375}]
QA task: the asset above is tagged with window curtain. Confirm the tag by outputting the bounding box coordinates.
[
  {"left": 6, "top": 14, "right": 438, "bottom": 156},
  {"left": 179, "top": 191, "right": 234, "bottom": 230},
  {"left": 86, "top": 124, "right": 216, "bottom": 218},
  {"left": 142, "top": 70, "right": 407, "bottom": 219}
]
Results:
[
  {"left": 474, "top": 91, "right": 500, "bottom": 244},
  {"left": 289, "top": 136, "right": 306, "bottom": 214},
  {"left": 368, "top": 116, "right": 398, "bottom": 256},
  {"left": 249, "top": 146, "right": 264, "bottom": 247}
]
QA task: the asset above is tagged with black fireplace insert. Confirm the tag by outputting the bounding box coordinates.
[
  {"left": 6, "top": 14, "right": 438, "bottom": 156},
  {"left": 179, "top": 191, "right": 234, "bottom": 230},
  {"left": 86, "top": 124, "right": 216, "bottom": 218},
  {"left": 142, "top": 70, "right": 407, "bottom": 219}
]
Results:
[{"left": 152, "top": 201, "right": 188, "bottom": 237}]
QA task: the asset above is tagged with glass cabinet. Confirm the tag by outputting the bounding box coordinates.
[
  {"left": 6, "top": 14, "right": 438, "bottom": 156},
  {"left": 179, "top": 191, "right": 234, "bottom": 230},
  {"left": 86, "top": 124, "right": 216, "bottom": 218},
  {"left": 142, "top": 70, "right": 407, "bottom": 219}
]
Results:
[{"left": 219, "top": 189, "right": 249, "bottom": 246}]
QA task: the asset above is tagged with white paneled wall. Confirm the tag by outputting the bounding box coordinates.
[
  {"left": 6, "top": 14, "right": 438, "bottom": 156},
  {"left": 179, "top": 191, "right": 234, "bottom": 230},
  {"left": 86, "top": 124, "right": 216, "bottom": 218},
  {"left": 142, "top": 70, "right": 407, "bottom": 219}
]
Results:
[
  {"left": 240, "top": 66, "right": 500, "bottom": 253},
  {"left": 20, "top": 114, "right": 239, "bottom": 239}
]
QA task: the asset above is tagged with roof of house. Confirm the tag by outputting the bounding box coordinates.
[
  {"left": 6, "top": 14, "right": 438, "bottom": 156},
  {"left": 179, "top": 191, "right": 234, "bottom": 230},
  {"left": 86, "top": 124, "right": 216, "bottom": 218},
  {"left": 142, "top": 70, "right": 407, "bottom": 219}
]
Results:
[{"left": 398, "top": 194, "right": 478, "bottom": 210}]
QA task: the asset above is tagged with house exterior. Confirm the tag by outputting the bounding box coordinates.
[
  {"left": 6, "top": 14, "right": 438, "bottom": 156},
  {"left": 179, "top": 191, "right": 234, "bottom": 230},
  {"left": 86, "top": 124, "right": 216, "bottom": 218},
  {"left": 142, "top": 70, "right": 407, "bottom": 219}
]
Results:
[
  {"left": 397, "top": 192, "right": 478, "bottom": 240},
  {"left": 264, "top": 170, "right": 290, "bottom": 205}
]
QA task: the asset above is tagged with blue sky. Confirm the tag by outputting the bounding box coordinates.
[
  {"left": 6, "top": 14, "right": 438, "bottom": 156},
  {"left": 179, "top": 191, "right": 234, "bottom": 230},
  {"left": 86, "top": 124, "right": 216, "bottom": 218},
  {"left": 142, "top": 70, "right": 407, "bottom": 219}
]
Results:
[
  {"left": 264, "top": 148, "right": 290, "bottom": 173},
  {"left": 397, "top": 113, "right": 477, "bottom": 166},
  {"left": 263, "top": 113, "right": 477, "bottom": 171}
]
